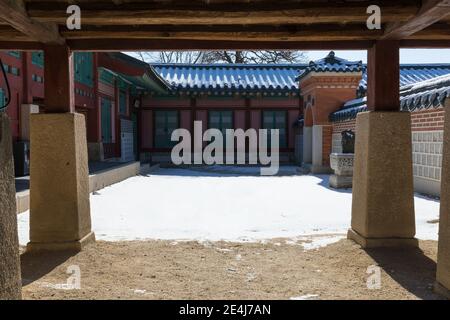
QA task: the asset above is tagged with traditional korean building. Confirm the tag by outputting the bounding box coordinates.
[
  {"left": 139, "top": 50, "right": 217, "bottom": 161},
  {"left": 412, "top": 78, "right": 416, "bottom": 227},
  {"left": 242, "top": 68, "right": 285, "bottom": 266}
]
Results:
[
  {"left": 139, "top": 63, "right": 303, "bottom": 163},
  {"left": 2, "top": 50, "right": 450, "bottom": 196},
  {"left": 0, "top": 51, "right": 168, "bottom": 175},
  {"left": 331, "top": 69, "right": 450, "bottom": 196}
]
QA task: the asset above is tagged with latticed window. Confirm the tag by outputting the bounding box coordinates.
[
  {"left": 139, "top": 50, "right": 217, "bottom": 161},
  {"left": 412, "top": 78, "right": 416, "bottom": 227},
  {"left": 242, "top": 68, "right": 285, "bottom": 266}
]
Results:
[
  {"left": 262, "top": 111, "right": 287, "bottom": 148},
  {"left": 154, "top": 110, "right": 179, "bottom": 148},
  {"left": 74, "top": 52, "right": 94, "bottom": 87},
  {"left": 208, "top": 110, "right": 233, "bottom": 148}
]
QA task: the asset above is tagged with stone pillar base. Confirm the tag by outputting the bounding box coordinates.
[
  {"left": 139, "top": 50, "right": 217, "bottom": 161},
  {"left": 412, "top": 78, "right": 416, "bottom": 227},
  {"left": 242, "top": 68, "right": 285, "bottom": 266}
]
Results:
[
  {"left": 350, "top": 111, "right": 416, "bottom": 248},
  {"left": 347, "top": 229, "right": 418, "bottom": 249},
  {"left": 434, "top": 281, "right": 450, "bottom": 300},
  {"left": 27, "top": 231, "right": 95, "bottom": 252},
  {"left": 0, "top": 113, "right": 22, "bottom": 300},
  {"left": 28, "top": 113, "right": 95, "bottom": 252},
  {"left": 330, "top": 175, "right": 353, "bottom": 189}
]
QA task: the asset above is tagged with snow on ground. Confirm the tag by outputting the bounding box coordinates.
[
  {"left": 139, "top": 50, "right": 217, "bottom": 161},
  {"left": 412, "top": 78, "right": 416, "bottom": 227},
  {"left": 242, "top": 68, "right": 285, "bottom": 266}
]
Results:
[{"left": 17, "top": 167, "right": 441, "bottom": 247}]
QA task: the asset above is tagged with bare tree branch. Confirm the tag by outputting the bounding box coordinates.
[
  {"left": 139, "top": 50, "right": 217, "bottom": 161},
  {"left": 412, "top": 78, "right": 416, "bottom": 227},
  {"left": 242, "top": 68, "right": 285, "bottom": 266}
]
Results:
[{"left": 133, "top": 50, "right": 308, "bottom": 64}]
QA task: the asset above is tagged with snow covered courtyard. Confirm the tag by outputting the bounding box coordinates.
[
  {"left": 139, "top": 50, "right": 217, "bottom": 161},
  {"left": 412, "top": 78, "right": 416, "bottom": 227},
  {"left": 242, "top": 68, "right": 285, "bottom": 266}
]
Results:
[{"left": 17, "top": 166, "right": 441, "bottom": 246}]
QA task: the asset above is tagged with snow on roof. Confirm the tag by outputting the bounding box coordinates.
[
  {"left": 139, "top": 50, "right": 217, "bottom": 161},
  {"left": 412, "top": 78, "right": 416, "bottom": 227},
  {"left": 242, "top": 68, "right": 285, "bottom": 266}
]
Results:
[
  {"left": 152, "top": 63, "right": 307, "bottom": 94},
  {"left": 357, "top": 64, "right": 450, "bottom": 95},
  {"left": 296, "top": 51, "right": 363, "bottom": 81},
  {"left": 331, "top": 73, "right": 450, "bottom": 123}
]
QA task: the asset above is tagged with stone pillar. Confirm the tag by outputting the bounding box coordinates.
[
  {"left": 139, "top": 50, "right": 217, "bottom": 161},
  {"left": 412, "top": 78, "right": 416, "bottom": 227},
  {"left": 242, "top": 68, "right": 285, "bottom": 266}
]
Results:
[
  {"left": 348, "top": 111, "right": 417, "bottom": 248},
  {"left": 435, "top": 101, "right": 450, "bottom": 298},
  {"left": 303, "top": 126, "right": 312, "bottom": 164},
  {"left": 0, "top": 113, "right": 22, "bottom": 299},
  {"left": 20, "top": 104, "right": 39, "bottom": 141},
  {"left": 27, "top": 113, "right": 95, "bottom": 252}
]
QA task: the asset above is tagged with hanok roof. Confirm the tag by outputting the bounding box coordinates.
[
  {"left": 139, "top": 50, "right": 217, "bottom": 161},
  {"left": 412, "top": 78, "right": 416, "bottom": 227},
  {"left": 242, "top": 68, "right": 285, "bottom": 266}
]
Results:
[
  {"left": 98, "top": 66, "right": 170, "bottom": 95},
  {"left": 357, "top": 64, "right": 450, "bottom": 97},
  {"left": 331, "top": 73, "right": 450, "bottom": 123},
  {"left": 151, "top": 52, "right": 366, "bottom": 96},
  {"left": 153, "top": 63, "right": 307, "bottom": 96},
  {"left": 296, "top": 51, "right": 363, "bottom": 81}
]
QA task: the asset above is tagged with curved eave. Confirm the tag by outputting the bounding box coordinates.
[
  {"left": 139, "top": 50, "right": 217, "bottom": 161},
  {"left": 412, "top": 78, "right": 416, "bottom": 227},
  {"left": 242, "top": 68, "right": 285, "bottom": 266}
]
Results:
[{"left": 331, "top": 85, "right": 450, "bottom": 123}]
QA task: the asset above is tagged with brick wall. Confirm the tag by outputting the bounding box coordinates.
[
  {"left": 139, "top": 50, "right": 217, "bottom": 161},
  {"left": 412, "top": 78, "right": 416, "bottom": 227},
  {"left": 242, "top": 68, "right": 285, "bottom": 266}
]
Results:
[
  {"left": 331, "top": 119, "right": 356, "bottom": 153},
  {"left": 330, "top": 106, "right": 446, "bottom": 196},
  {"left": 411, "top": 108, "right": 445, "bottom": 131}
]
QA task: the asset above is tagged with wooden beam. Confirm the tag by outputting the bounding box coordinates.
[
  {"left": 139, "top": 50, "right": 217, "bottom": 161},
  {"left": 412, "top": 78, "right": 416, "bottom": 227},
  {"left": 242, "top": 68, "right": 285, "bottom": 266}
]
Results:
[
  {"left": 66, "top": 39, "right": 375, "bottom": 51},
  {"left": 383, "top": 0, "right": 450, "bottom": 40},
  {"left": 0, "top": 41, "right": 43, "bottom": 50},
  {"left": 27, "top": 1, "right": 419, "bottom": 26},
  {"left": 44, "top": 45, "right": 74, "bottom": 113},
  {"left": 0, "top": 0, "right": 63, "bottom": 44},
  {"left": 400, "top": 39, "right": 450, "bottom": 47},
  {"left": 0, "top": 25, "right": 34, "bottom": 41},
  {"left": 367, "top": 41, "right": 400, "bottom": 112},
  {"left": 407, "top": 22, "right": 450, "bottom": 39},
  {"left": 60, "top": 24, "right": 383, "bottom": 41}
]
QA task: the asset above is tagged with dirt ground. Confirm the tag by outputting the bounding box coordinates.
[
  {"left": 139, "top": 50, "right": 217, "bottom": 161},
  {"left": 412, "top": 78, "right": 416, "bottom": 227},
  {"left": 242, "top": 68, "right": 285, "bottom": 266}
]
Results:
[{"left": 20, "top": 238, "right": 443, "bottom": 300}]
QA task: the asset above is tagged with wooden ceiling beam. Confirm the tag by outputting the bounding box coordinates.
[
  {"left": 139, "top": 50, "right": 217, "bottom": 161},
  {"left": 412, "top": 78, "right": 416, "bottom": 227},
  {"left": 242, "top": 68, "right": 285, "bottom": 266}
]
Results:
[
  {"left": 400, "top": 39, "right": 450, "bottom": 47},
  {"left": 60, "top": 24, "right": 383, "bottom": 41},
  {"left": 26, "top": 1, "right": 419, "bottom": 25},
  {"left": 66, "top": 39, "right": 376, "bottom": 51},
  {"left": 0, "top": 41, "right": 43, "bottom": 50},
  {"left": 0, "top": 0, "right": 63, "bottom": 44},
  {"left": 383, "top": 0, "right": 450, "bottom": 40}
]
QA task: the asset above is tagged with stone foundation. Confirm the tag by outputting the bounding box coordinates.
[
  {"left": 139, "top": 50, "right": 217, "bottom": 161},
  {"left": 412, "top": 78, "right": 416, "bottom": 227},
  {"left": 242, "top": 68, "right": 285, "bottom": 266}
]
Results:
[
  {"left": 349, "top": 111, "right": 417, "bottom": 248},
  {"left": 28, "top": 113, "right": 95, "bottom": 252}
]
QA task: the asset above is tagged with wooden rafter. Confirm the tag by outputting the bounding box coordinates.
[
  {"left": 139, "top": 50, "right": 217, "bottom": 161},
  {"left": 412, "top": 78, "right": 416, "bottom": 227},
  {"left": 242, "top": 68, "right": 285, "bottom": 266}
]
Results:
[
  {"left": 383, "top": 0, "right": 450, "bottom": 40},
  {"left": 0, "top": 0, "right": 63, "bottom": 44},
  {"left": 0, "top": 0, "right": 448, "bottom": 49}
]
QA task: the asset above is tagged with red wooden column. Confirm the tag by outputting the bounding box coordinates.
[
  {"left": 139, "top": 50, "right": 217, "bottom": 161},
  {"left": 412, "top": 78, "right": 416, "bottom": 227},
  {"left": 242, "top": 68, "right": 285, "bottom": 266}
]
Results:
[
  {"left": 348, "top": 40, "right": 417, "bottom": 248},
  {"left": 367, "top": 41, "right": 400, "bottom": 111},
  {"left": 28, "top": 44, "right": 95, "bottom": 252},
  {"left": 43, "top": 45, "right": 75, "bottom": 113}
]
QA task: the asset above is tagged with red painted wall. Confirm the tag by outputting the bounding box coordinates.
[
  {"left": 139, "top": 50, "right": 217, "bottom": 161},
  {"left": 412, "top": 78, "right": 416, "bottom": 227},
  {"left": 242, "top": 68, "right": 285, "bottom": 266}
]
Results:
[
  {"left": 141, "top": 109, "right": 153, "bottom": 149},
  {"left": 0, "top": 52, "right": 33, "bottom": 141},
  {"left": 140, "top": 96, "right": 299, "bottom": 153}
]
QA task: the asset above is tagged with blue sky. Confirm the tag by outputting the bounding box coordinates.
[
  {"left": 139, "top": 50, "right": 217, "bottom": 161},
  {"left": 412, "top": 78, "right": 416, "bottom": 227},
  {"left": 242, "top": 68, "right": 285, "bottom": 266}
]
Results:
[{"left": 306, "top": 49, "right": 450, "bottom": 64}]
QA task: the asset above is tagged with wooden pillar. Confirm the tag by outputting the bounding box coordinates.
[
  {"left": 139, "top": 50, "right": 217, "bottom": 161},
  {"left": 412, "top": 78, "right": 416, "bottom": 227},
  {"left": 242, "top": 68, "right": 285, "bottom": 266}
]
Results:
[
  {"left": 367, "top": 41, "right": 400, "bottom": 111},
  {"left": 44, "top": 45, "right": 74, "bottom": 113},
  {"left": 28, "top": 45, "right": 95, "bottom": 252},
  {"left": 348, "top": 40, "right": 417, "bottom": 248}
]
